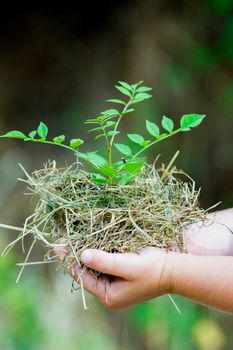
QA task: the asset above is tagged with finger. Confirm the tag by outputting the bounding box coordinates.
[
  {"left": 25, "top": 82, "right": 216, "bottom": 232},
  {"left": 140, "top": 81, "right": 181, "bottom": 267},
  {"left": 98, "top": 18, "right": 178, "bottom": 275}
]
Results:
[
  {"left": 80, "top": 249, "right": 140, "bottom": 279},
  {"left": 54, "top": 245, "right": 68, "bottom": 262},
  {"left": 71, "top": 265, "right": 131, "bottom": 308},
  {"left": 69, "top": 264, "right": 140, "bottom": 309},
  {"left": 70, "top": 264, "right": 108, "bottom": 299}
]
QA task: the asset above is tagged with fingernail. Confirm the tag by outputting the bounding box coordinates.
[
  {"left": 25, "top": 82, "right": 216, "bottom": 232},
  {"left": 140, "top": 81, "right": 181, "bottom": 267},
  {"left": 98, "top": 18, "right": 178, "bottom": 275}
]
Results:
[{"left": 81, "top": 250, "right": 93, "bottom": 264}]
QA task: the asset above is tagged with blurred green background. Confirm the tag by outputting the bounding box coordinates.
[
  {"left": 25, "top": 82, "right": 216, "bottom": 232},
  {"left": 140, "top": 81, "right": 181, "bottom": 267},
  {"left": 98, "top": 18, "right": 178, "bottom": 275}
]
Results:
[{"left": 0, "top": 1, "right": 233, "bottom": 349}]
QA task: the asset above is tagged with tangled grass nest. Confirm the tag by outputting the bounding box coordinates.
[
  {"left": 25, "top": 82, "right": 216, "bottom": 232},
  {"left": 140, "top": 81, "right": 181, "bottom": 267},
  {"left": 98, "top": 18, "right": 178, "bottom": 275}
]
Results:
[
  {"left": 3, "top": 159, "right": 208, "bottom": 279},
  {"left": 0, "top": 158, "right": 212, "bottom": 308}
]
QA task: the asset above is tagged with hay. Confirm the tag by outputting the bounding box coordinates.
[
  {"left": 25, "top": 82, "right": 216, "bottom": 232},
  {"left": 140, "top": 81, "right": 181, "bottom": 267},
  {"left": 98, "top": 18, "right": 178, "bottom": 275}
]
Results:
[
  {"left": 0, "top": 158, "right": 210, "bottom": 309},
  {"left": 8, "top": 160, "right": 206, "bottom": 276}
]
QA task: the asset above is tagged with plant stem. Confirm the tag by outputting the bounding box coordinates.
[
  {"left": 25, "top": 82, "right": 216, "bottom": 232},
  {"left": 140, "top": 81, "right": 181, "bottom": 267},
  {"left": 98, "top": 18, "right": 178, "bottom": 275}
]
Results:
[
  {"left": 160, "top": 150, "right": 180, "bottom": 181},
  {"left": 23, "top": 139, "right": 94, "bottom": 166},
  {"left": 131, "top": 129, "right": 182, "bottom": 161},
  {"left": 99, "top": 120, "right": 111, "bottom": 166},
  {"left": 109, "top": 89, "right": 136, "bottom": 148},
  {"left": 108, "top": 144, "right": 112, "bottom": 166},
  {"left": 27, "top": 138, "right": 81, "bottom": 155}
]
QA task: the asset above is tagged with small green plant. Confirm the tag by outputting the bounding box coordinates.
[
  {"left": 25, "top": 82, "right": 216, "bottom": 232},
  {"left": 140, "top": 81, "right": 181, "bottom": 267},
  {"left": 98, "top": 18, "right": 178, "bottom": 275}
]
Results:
[
  {"left": 0, "top": 81, "right": 205, "bottom": 185},
  {"left": 0, "top": 81, "right": 208, "bottom": 311}
]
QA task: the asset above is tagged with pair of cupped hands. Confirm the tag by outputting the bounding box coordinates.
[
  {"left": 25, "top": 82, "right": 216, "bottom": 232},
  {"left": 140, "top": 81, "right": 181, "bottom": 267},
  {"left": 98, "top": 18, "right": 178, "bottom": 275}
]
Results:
[{"left": 54, "top": 210, "right": 233, "bottom": 311}]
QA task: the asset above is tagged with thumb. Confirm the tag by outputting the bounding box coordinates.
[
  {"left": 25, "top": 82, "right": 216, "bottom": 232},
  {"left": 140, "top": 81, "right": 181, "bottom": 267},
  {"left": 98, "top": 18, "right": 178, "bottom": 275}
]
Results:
[{"left": 80, "top": 249, "right": 139, "bottom": 279}]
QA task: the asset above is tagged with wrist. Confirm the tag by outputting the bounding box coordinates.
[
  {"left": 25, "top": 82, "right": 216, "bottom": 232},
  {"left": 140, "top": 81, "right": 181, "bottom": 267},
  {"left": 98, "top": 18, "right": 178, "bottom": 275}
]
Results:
[{"left": 160, "top": 251, "right": 182, "bottom": 295}]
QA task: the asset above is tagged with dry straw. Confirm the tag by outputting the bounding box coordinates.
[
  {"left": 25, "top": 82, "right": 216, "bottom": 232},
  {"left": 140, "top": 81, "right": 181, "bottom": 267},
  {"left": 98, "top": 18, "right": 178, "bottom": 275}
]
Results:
[{"left": 3, "top": 159, "right": 207, "bottom": 271}]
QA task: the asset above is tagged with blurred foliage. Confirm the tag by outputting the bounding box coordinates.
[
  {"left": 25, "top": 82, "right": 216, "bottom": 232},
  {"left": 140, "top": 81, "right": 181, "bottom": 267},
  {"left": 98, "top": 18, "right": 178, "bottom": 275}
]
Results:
[
  {"left": 0, "top": 251, "right": 46, "bottom": 350},
  {"left": 192, "top": 318, "right": 226, "bottom": 350},
  {"left": 0, "top": 1, "right": 233, "bottom": 349}
]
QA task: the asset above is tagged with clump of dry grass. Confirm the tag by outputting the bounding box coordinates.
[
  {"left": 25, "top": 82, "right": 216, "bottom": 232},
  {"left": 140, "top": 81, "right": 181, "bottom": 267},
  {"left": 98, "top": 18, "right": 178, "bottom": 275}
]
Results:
[
  {"left": 3, "top": 160, "right": 207, "bottom": 275},
  {"left": 0, "top": 159, "right": 210, "bottom": 309}
]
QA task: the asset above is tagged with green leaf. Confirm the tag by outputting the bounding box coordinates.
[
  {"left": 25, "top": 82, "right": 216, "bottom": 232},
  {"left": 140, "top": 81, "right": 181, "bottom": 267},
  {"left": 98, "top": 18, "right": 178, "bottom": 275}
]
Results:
[
  {"left": 0, "top": 130, "right": 27, "bottom": 139},
  {"left": 134, "top": 92, "right": 152, "bottom": 100},
  {"left": 131, "top": 81, "right": 143, "bottom": 90},
  {"left": 180, "top": 114, "right": 206, "bottom": 130},
  {"left": 115, "top": 85, "right": 131, "bottom": 97},
  {"left": 84, "top": 153, "right": 107, "bottom": 167},
  {"left": 96, "top": 164, "right": 119, "bottom": 178},
  {"left": 140, "top": 140, "right": 151, "bottom": 147},
  {"left": 146, "top": 120, "right": 160, "bottom": 138},
  {"left": 114, "top": 156, "right": 145, "bottom": 170},
  {"left": 91, "top": 173, "right": 108, "bottom": 184},
  {"left": 114, "top": 143, "right": 132, "bottom": 156},
  {"left": 28, "top": 130, "right": 37, "bottom": 138},
  {"left": 101, "top": 109, "right": 119, "bottom": 116},
  {"left": 53, "top": 135, "right": 65, "bottom": 144},
  {"left": 130, "top": 99, "right": 144, "bottom": 105},
  {"left": 105, "top": 121, "right": 117, "bottom": 127},
  {"left": 162, "top": 116, "right": 174, "bottom": 133},
  {"left": 37, "top": 122, "right": 48, "bottom": 139},
  {"left": 118, "top": 81, "right": 132, "bottom": 91},
  {"left": 122, "top": 108, "right": 135, "bottom": 115},
  {"left": 70, "top": 138, "right": 84, "bottom": 149},
  {"left": 127, "top": 133, "right": 144, "bottom": 144},
  {"left": 123, "top": 161, "right": 145, "bottom": 173},
  {"left": 106, "top": 131, "right": 120, "bottom": 137},
  {"left": 106, "top": 99, "right": 126, "bottom": 106},
  {"left": 84, "top": 119, "right": 100, "bottom": 124},
  {"left": 136, "top": 86, "right": 152, "bottom": 93},
  {"left": 89, "top": 122, "right": 116, "bottom": 133},
  {"left": 101, "top": 116, "right": 117, "bottom": 124},
  {"left": 157, "top": 133, "right": 168, "bottom": 140},
  {"left": 88, "top": 126, "right": 105, "bottom": 132},
  {"left": 95, "top": 134, "right": 106, "bottom": 140},
  {"left": 97, "top": 116, "right": 107, "bottom": 122}
]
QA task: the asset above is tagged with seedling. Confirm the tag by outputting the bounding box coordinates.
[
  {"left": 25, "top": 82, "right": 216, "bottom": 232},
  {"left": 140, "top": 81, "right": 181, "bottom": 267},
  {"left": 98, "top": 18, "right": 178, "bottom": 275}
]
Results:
[
  {"left": 0, "top": 81, "right": 207, "bottom": 309},
  {"left": 0, "top": 81, "right": 205, "bottom": 185}
]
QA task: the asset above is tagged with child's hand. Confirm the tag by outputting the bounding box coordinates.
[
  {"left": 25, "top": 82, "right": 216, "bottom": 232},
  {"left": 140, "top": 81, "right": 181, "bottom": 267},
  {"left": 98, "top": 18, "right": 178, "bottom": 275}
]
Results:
[
  {"left": 55, "top": 246, "right": 173, "bottom": 310},
  {"left": 185, "top": 209, "right": 233, "bottom": 256},
  {"left": 55, "top": 209, "right": 233, "bottom": 313}
]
